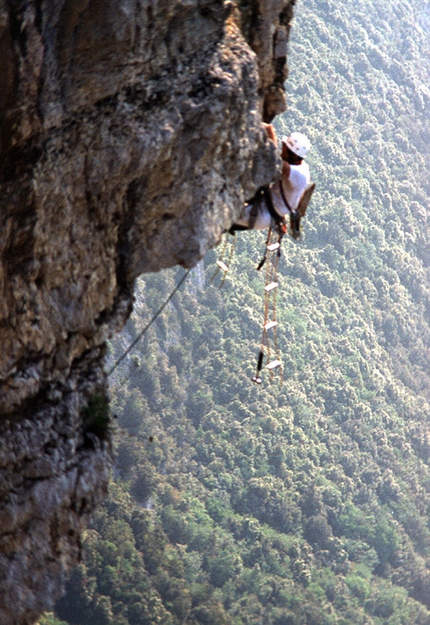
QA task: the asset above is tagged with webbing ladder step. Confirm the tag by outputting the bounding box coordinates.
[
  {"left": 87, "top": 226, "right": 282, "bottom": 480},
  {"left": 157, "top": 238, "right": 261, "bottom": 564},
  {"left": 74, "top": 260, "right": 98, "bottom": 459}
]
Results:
[
  {"left": 216, "top": 260, "right": 229, "bottom": 272},
  {"left": 266, "top": 359, "right": 282, "bottom": 370},
  {"left": 264, "top": 320, "right": 278, "bottom": 330}
]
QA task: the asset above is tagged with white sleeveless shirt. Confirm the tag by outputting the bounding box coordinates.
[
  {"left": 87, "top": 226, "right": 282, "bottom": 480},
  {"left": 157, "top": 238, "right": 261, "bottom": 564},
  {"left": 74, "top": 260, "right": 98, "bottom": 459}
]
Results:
[
  {"left": 235, "top": 161, "right": 311, "bottom": 230},
  {"left": 270, "top": 161, "right": 310, "bottom": 216}
]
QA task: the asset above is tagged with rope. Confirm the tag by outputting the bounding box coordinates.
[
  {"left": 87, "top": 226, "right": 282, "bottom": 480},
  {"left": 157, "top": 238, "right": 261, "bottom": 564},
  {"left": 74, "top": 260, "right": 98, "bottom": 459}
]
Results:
[
  {"left": 253, "top": 228, "right": 274, "bottom": 384},
  {"left": 48, "top": 147, "right": 190, "bottom": 378},
  {"left": 253, "top": 226, "right": 284, "bottom": 385},
  {"left": 107, "top": 269, "right": 190, "bottom": 377},
  {"left": 263, "top": 243, "right": 273, "bottom": 362},
  {"left": 269, "top": 236, "right": 283, "bottom": 384}
]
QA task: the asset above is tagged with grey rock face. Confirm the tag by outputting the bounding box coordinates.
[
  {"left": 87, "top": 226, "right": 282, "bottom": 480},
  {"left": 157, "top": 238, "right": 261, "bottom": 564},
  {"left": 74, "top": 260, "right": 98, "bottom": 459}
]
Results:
[{"left": 0, "top": 0, "right": 294, "bottom": 622}]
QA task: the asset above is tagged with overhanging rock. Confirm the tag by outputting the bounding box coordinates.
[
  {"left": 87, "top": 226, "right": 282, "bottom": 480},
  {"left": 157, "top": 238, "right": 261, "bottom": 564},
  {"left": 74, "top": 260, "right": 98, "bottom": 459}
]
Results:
[{"left": 0, "top": 0, "right": 295, "bottom": 622}]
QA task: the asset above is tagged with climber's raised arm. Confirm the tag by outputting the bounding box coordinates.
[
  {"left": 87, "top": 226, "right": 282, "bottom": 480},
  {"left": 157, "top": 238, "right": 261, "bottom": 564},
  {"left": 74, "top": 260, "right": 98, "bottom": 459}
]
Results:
[{"left": 263, "top": 122, "right": 278, "bottom": 146}]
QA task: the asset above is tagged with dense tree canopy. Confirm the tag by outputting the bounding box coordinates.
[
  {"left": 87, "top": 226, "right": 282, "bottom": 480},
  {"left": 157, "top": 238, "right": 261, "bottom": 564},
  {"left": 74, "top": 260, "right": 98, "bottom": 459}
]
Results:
[{"left": 42, "top": 1, "right": 430, "bottom": 624}]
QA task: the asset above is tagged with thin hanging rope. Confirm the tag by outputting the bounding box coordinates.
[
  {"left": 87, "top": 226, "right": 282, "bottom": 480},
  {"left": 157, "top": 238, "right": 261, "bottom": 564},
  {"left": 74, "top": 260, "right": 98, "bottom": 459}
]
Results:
[{"left": 107, "top": 269, "right": 190, "bottom": 377}]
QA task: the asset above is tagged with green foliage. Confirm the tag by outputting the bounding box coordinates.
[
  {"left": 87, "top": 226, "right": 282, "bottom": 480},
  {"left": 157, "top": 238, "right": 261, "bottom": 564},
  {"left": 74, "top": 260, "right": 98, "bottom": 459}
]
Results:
[
  {"left": 82, "top": 394, "right": 111, "bottom": 441},
  {"left": 53, "top": 1, "right": 430, "bottom": 625}
]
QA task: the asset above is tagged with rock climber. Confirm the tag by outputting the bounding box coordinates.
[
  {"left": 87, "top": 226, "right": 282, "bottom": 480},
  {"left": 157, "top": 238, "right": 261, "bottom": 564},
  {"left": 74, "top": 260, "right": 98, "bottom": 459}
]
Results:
[{"left": 232, "top": 124, "right": 313, "bottom": 237}]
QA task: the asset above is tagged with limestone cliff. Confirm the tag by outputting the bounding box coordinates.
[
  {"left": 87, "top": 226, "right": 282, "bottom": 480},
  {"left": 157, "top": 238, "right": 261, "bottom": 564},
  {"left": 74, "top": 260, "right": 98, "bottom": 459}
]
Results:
[{"left": 0, "top": 0, "right": 294, "bottom": 622}]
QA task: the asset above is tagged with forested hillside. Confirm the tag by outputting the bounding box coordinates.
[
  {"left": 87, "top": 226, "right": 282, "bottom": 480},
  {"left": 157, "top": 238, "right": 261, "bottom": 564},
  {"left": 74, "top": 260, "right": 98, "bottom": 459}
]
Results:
[{"left": 43, "top": 0, "right": 430, "bottom": 623}]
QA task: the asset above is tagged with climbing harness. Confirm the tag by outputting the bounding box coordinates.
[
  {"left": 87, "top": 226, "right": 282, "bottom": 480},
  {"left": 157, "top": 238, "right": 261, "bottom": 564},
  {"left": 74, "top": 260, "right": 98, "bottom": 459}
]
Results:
[
  {"left": 251, "top": 182, "right": 316, "bottom": 383},
  {"left": 213, "top": 181, "right": 315, "bottom": 385},
  {"left": 277, "top": 180, "right": 302, "bottom": 240},
  {"left": 213, "top": 188, "right": 289, "bottom": 385},
  {"left": 252, "top": 225, "right": 284, "bottom": 385},
  {"left": 255, "top": 186, "right": 287, "bottom": 271}
]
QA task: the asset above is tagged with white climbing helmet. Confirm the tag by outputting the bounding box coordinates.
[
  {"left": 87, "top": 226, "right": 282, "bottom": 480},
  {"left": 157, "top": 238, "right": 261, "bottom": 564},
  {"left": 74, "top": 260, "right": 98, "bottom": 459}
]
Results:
[{"left": 282, "top": 132, "right": 311, "bottom": 159}]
